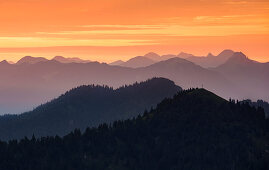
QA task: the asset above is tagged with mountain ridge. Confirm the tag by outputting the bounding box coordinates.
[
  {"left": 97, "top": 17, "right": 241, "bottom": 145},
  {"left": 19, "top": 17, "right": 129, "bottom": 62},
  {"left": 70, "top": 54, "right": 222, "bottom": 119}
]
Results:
[
  {"left": 16, "top": 56, "right": 48, "bottom": 65},
  {"left": 0, "top": 77, "right": 181, "bottom": 140},
  {"left": 52, "top": 56, "right": 91, "bottom": 63}
]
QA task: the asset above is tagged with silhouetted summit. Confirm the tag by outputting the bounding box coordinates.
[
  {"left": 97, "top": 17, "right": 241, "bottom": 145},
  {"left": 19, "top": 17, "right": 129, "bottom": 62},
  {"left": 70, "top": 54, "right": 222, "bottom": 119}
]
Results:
[
  {"left": 0, "top": 78, "right": 181, "bottom": 140},
  {"left": 16, "top": 56, "right": 48, "bottom": 65},
  {"left": 0, "top": 60, "right": 9, "bottom": 65},
  {"left": 109, "top": 60, "right": 124, "bottom": 66},
  {"left": 120, "top": 56, "right": 156, "bottom": 68},
  {"left": 214, "top": 52, "right": 269, "bottom": 102},
  {"left": 177, "top": 52, "right": 193, "bottom": 58},
  {"left": 144, "top": 52, "right": 161, "bottom": 61},
  {"left": 185, "top": 49, "right": 235, "bottom": 68},
  {"left": 217, "top": 49, "right": 235, "bottom": 58},
  {"left": 224, "top": 52, "right": 254, "bottom": 65},
  {"left": 52, "top": 56, "right": 90, "bottom": 63},
  {"left": 206, "top": 52, "right": 214, "bottom": 58},
  {"left": 153, "top": 57, "right": 193, "bottom": 66}
]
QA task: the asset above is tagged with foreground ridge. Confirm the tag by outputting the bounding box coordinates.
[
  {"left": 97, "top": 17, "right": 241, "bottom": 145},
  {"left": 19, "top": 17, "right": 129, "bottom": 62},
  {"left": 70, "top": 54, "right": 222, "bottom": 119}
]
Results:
[{"left": 0, "top": 88, "right": 268, "bottom": 170}]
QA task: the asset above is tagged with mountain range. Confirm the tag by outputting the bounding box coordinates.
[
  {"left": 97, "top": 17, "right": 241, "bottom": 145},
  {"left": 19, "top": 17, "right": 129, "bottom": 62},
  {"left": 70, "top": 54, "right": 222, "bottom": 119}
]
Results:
[
  {"left": 0, "top": 50, "right": 268, "bottom": 114},
  {"left": 0, "top": 88, "right": 267, "bottom": 169},
  {"left": 110, "top": 49, "right": 235, "bottom": 68},
  {"left": 52, "top": 56, "right": 91, "bottom": 63},
  {"left": 14, "top": 55, "right": 91, "bottom": 65}
]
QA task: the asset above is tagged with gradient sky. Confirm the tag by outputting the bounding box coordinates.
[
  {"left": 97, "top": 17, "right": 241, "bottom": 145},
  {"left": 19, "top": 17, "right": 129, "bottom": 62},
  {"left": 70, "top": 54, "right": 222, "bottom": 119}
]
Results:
[{"left": 0, "top": 0, "right": 268, "bottom": 62}]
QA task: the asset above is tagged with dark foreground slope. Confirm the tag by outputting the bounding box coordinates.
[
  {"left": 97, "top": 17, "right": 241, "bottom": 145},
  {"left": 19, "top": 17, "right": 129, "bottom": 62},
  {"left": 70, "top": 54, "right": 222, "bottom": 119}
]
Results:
[
  {"left": 242, "top": 99, "right": 269, "bottom": 118},
  {"left": 0, "top": 89, "right": 268, "bottom": 170},
  {"left": 0, "top": 78, "right": 181, "bottom": 140}
]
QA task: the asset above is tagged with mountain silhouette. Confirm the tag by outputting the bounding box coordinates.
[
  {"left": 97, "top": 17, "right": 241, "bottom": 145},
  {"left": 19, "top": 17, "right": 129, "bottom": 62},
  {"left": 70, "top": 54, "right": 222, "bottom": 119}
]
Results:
[
  {"left": 220, "top": 52, "right": 255, "bottom": 65},
  {"left": 110, "top": 49, "right": 235, "bottom": 68},
  {"left": 217, "top": 49, "right": 235, "bottom": 60},
  {"left": 0, "top": 88, "right": 267, "bottom": 169},
  {"left": 52, "top": 56, "right": 91, "bottom": 63},
  {"left": 16, "top": 56, "right": 48, "bottom": 65},
  {"left": 109, "top": 60, "right": 124, "bottom": 66},
  {"left": 186, "top": 49, "right": 235, "bottom": 68},
  {"left": 161, "top": 54, "right": 177, "bottom": 60},
  {"left": 111, "top": 52, "right": 176, "bottom": 68},
  {"left": 214, "top": 52, "right": 269, "bottom": 101},
  {"left": 0, "top": 78, "right": 181, "bottom": 140},
  {"left": 177, "top": 52, "right": 193, "bottom": 58},
  {"left": 120, "top": 56, "right": 156, "bottom": 68},
  {"left": 144, "top": 52, "right": 161, "bottom": 61},
  {"left": 0, "top": 60, "right": 10, "bottom": 66}
]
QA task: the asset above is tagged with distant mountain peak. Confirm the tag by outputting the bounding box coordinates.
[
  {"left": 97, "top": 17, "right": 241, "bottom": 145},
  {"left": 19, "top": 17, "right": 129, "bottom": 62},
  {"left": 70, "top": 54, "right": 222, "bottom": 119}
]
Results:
[
  {"left": 144, "top": 52, "right": 161, "bottom": 61},
  {"left": 228, "top": 52, "right": 248, "bottom": 62},
  {"left": 220, "top": 52, "right": 257, "bottom": 66},
  {"left": 144, "top": 52, "right": 160, "bottom": 57},
  {"left": 52, "top": 56, "right": 90, "bottom": 64},
  {"left": 120, "top": 56, "right": 156, "bottom": 68},
  {"left": 177, "top": 52, "right": 193, "bottom": 59},
  {"left": 53, "top": 56, "right": 65, "bottom": 60},
  {"left": 109, "top": 60, "right": 124, "bottom": 66},
  {"left": 207, "top": 53, "right": 214, "bottom": 58},
  {"left": 16, "top": 56, "right": 48, "bottom": 65},
  {"left": 0, "top": 60, "right": 9, "bottom": 65},
  {"left": 166, "top": 57, "right": 191, "bottom": 63},
  {"left": 154, "top": 57, "right": 193, "bottom": 66},
  {"left": 217, "top": 49, "right": 235, "bottom": 58}
]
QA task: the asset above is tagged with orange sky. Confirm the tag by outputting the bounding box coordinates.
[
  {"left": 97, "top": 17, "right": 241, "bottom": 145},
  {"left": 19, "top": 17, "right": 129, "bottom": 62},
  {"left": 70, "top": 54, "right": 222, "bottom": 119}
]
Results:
[{"left": 0, "top": 0, "right": 268, "bottom": 62}]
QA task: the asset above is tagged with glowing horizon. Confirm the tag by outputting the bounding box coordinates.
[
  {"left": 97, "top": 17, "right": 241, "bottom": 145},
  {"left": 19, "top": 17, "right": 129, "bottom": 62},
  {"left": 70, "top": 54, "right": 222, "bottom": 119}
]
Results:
[{"left": 0, "top": 0, "right": 268, "bottom": 62}]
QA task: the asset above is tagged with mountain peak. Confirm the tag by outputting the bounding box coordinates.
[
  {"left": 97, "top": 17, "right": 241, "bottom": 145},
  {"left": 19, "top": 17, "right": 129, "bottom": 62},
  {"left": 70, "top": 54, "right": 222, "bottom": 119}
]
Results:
[
  {"left": 217, "top": 49, "right": 235, "bottom": 59},
  {"left": 52, "top": 56, "right": 90, "bottom": 63},
  {"left": 120, "top": 56, "right": 156, "bottom": 68},
  {"left": 0, "top": 60, "right": 9, "bottom": 65},
  {"left": 219, "top": 52, "right": 256, "bottom": 67},
  {"left": 152, "top": 57, "right": 193, "bottom": 68},
  {"left": 144, "top": 52, "right": 161, "bottom": 61},
  {"left": 165, "top": 57, "right": 192, "bottom": 63},
  {"left": 177, "top": 52, "right": 193, "bottom": 59},
  {"left": 17, "top": 56, "right": 48, "bottom": 65},
  {"left": 228, "top": 52, "right": 248, "bottom": 62},
  {"left": 53, "top": 56, "right": 65, "bottom": 60},
  {"left": 109, "top": 60, "right": 125, "bottom": 66},
  {"left": 206, "top": 53, "right": 214, "bottom": 58}
]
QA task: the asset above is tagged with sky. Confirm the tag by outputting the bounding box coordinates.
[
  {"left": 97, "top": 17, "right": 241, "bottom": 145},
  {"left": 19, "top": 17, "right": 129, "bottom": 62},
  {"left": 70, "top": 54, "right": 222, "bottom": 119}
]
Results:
[{"left": 0, "top": 0, "right": 268, "bottom": 63}]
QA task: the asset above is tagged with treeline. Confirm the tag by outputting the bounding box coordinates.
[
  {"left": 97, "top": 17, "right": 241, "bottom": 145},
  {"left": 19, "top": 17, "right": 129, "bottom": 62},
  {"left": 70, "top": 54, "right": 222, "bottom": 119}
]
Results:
[
  {"left": 242, "top": 99, "right": 269, "bottom": 118},
  {"left": 0, "top": 89, "right": 268, "bottom": 170}
]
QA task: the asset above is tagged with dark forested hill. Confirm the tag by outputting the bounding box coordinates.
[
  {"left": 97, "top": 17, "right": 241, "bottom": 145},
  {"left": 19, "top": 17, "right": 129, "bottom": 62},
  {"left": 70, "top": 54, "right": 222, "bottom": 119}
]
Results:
[
  {"left": 0, "top": 78, "right": 181, "bottom": 141},
  {"left": 0, "top": 88, "right": 268, "bottom": 170}
]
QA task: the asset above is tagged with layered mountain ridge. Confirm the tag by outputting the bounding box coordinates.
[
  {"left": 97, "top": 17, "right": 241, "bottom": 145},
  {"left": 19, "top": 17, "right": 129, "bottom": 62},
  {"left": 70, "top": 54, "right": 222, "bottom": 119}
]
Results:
[{"left": 0, "top": 50, "right": 268, "bottom": 114}]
